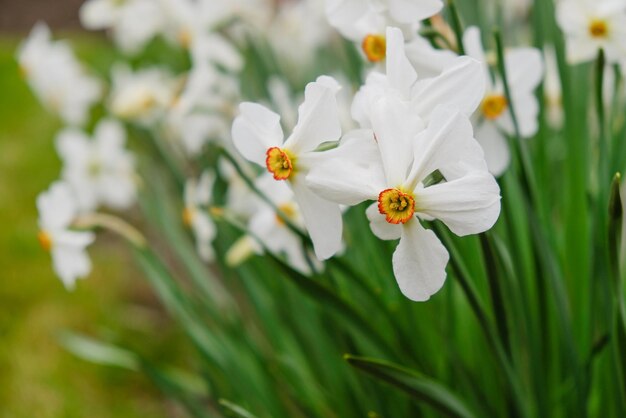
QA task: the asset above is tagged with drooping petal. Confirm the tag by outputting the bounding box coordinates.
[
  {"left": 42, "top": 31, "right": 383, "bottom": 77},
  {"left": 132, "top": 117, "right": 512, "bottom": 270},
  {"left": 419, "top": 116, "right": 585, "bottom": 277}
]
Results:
[
  {"left": 416, "top": 171, "right": 501, "bottom": 236},
  {"left": 291, "top": 178, "right": 343, "bottom": 260},
  {"left": 392, "top": 220, "right": 449, "bottom": 301},
  {"left": 94, "top": 118, "right": 126, "bottom": 160},
  {"left": 231, "top": 102, "right": 284, "bottom": 166},
  {"left": 51, "top": 230, "right": 95, "bottom": 290},
  {"left": 411, "top": 56, "right": 486, "bottom": 121},
  {"left": 404, "top": 35, "right": 458, "bottom": 79},
  {"left": 55, "top": 128, "right": 90, "bottom": 167},
  {"left": 366, "top": 203, "right": 402, "bottom": 240},
  {"left": 193, "top": 212, "right": 217, "bottom": 262},
  {"left": 284, "top": 78, "right": 342, "bottom": 153}
]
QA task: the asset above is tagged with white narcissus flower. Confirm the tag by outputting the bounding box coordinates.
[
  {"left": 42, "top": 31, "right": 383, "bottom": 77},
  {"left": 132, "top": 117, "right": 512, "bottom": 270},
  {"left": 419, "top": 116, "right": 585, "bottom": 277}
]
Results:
[
  {"left": 109, "top": 64, "right": 176, "bottom": 124},
  {"left": 17, "top": 23, "right": 102, "bottom": 126},
  {"left": 166, "top": 64, "right": 240, "bottom": 156},
  {"left": 56, "top": 119, "right": 137, "bottom": 212},
  {"left": 464, "top": 26, "right": 544, "bottom": 176},
  {"left": 37, "top": 182, "right": 95, "bottom": 290},
  {"left": 248, "top": 174, "right": 320, "bottom": 275},
  {"left": 158, "top": 0, "right": 243, "bottom": 71},
  {"left": 80, "top": 0, "right": 165, "bottom": 54},
  {"left": 307, "top": 101, "right": 501, "bottom": 301},
  {"left": 183, "top": 171, "right": 218, "bottom": 262},
  {"left": 231, "top": 76, "right": 343, "bottom": 260},
  {"left": 556, "top": 0, "right": 626, "bottom": 64},
  {"left": 325, "top": 0, "right": 443, "bottom": 62},
  {"left": 352, "top": 27, "right": 486, "bottom": 130}
]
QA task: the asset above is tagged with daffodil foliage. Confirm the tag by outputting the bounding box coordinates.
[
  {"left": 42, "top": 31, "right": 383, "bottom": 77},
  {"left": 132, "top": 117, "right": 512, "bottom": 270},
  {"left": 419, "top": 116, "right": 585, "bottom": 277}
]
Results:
[{"left": 21, "top": 0, "right": 626, "bottom": 417}]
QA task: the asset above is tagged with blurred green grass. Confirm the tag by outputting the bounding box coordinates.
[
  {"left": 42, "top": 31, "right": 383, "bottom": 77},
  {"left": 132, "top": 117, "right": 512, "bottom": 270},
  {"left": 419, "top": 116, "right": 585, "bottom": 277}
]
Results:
[{"left": 0, "top": 36, "right": 181, "bottom": 417}]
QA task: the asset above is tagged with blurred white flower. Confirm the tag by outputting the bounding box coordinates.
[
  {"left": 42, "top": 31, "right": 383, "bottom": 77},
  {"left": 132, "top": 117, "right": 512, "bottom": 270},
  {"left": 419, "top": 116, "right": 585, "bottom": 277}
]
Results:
[
  {"left": 109, "top": 64, "right": 176, "bottom": 124},
  {"left": 307, "top": 102, "right": 500, "bottom": 301},
  {"left": 17, "top": 23, "right": 102, "bottom": 126},
  {"left": 267, "top": 0, "right": 334, "bottom": 79},
  {"left": 80, "top": 0, "right": 165, "bottom": 54},
  {"left": 158, "top": 0, "right": 243, "bottom": 71},
  {"left": 232, "top": 76, "right": 344, "bottom": 260},
  {"left": 557, "top": 0, "right": 626, "bottom": 64},
  {"left": 464, "top": 26, "right": 544, "bottom": 176},
  {"left": 37, "top": 181, "right": 95, "bottom": 290},
  {"left": 325, "top": 0, "right": 443, "bottom": 62},
  {"left": 248, "top": 174, "right": 320, "bottom": 275},
  {"left": 183, "top": 171, "right": 218, "bottom": 262},
  {"left": 166, "top": 64, "right": 240, "bottom": 155},
  {"left": 56, "top": 119, "right": 137, "bottom": 212},
  {"left": 543, "top": 45, "right": 564, "bottom": 128}
]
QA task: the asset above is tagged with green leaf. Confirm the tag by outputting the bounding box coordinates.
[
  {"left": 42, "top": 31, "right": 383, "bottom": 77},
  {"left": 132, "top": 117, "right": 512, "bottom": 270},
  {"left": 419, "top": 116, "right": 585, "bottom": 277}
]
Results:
[
  {"left": 219, "top": 399, "right": 260, "bottom": 418},
  {"left": 58, "top": 332, "right": 139, "bottom": 371},
  {"left": 344, "top": 355, "right": 477, "bottom": 418}
]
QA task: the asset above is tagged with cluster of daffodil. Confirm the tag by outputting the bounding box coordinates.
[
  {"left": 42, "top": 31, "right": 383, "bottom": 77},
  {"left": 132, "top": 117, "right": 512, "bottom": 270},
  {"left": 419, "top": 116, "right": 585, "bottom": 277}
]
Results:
[{"left": 18, "top": 0, "right": 626, "bottom": 416}]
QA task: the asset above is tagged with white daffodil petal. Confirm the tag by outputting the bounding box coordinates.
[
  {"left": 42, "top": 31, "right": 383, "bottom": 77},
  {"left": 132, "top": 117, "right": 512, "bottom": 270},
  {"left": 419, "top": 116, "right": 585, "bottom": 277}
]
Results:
[
  {"left": 388, "top": 0, "right": 443, "bottom": 23},
  {"left": 408, "top": 106, "right": 483, "bottom": 187},
  {"left": 52, "top": 244, "right": 93, "bottom": 290},
  {"left": 286, "top": 79, "right": 342, "bottom": 153},
  {"left": 392, "top": 220, "right": 449, "bottom": 301},
  {"left": 505, "top": 48, "right": 544, "bottom": 93},
  {"left": 417, "top": 171, "right": 501, "bottom": 236},
  {"left": 386, "top": 27, "right": 417, "bottom": 96},
  {"left": 37, "top": 181, "right": 77, "bottom": 230},
  {"left": 366, "top": 203, "right": 402, "bottom": 240},
  {"left": 291, "top": 178, "right": 343, "bottom": 260},
  {"left": 475, "top": 122, "right": 511, "bottom": 177},
  {"left": 412, "top": 56, "right": 486, "bottom": 120},
  {"left": 232, "top": 102, "right": 284, "bottom": 166}
]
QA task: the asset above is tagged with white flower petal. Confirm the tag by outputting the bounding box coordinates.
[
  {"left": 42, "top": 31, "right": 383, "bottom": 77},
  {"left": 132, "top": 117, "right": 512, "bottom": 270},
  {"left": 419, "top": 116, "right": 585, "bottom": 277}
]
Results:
[
  {"left": 505, "top": 48, "right": 544, "bottom": 93},
  {"left": 37, "top": 181, "right": 78, "bottom": 230},
  {"left": 366, "top": 203, "right": 402, "bottom": 240},
  {"left": 412, "top": 56, "right": 487, "bottom": 120},
  {"left": 388, "top": 0, "right": 443, "bottom": 23},
  {"left": 285, "top": 78, "right": 342, "bottom": 153},
  {"left": 417, "top": 171, "right": 501, "bottom": 236},
  {"left": 231, "top": 102, "right": 284, "bottom": 166},
  {"left": 407, "top": 106, "right": 484, "bottom": 187},
  {"left": 392, "top": 220, "right": 449, "bottom": 301},
  {"left": 475, "top": 121, "right": 511, "bottom": 177},
  {"left": 52, "top": 243, "right": 93, "bottom": 290},
  {"left": 291, "top": 178, "right": 343, "bottom": 260},
  {"left": 386, "top": 27, "right": 417, "bottom": 96}
]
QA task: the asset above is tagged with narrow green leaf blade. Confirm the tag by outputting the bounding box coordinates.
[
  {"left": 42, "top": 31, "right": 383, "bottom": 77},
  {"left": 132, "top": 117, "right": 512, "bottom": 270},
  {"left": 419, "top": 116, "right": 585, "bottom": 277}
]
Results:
[{"left": 344, "top": 355, "right": 477, "bottom": 418}]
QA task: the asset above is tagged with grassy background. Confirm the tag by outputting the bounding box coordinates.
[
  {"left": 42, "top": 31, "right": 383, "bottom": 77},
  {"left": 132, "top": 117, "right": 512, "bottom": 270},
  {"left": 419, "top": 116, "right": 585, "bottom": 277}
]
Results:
[{"left": 0, "top": 36, "right": 182, "bottom": 418}]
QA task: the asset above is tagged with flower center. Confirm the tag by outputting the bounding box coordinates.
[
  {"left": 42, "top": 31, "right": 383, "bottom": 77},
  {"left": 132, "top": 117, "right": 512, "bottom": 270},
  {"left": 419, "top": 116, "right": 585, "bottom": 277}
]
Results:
[
  {"left": 182, "top": 207, "right": 195, "bottom": 226},
  {"left": 178, "top": 28, "right": 193, "bottom": 49},
  {"left": 481, "top": 94, "right": 508, "bottom": 120},
  {"left": 88, "top": 158, "right": 102, "bottom": 177},
  {"left": 37, "top": 230, "right": 53, "bottom": 252},
  {"left": 378, "top": 188, "right": 415, "bottom": 224},
  {"left": 589, "top": 19, "right": 608, "bottom": 38},
  {"left": 275, "top": 203, "right": 297, "bottom": 225},
  {"left": 362, "top": 34, "right": 386, "bottom": 62},
  {"left": 266, "top": 147, "right": 295, "bottom": 180}
]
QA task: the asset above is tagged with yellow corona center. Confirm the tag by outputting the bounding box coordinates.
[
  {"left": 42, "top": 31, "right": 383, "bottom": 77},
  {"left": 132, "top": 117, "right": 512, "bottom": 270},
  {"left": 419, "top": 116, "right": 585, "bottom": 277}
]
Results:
[
  {"left": 178, "top": 28, "right": 193, "bottom": 49},
  {"left": 182, "top": 207, "right": 195, "bottom": 226},
  {"left": 481, "top": 94, "right": 508, "bottom": 120},
  {"left": 37, "top": 230, "right": 53, "bottom": 252},
  {"left": 378, "top": 188, "right": 416, "bottom": 225},
  {"left": 589, "top": 19, "right": 608, "bottom": 38},
  {"left": 275, "top": 203, "right": 297, "bottom": 225},
  {"left": 362, "top": 34, "right": 387, "bottom": 63},
  {"left": 266, "top": 147, "right": 295, "bottom": 180}
]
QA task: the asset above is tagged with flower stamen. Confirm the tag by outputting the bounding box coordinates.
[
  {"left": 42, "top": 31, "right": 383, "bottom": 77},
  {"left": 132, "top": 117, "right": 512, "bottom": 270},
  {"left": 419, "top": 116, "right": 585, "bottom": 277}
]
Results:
[
  {"left": 362, "top": 34, "right": 387, "bottom": 62},
  {"left": 266, "top": 147, "right": 295, "bottom": 180},
  {"left": 378, "top": 188, "right": 415, "bottom": 224},
  {"left": 37, "top": 230, "right": 53, "bottom": 252},
  {"left": 589, "top": 19, "right": 608, "bottom": 38},
  {"left": 481, "top": 94, "right": 508, "bottom": 120}
]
